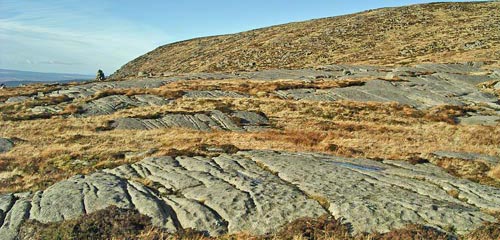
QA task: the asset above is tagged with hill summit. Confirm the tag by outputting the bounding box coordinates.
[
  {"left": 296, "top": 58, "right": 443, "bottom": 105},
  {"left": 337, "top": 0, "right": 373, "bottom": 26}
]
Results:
[{"left": 111, "top": 1, "right": 499, "bottom": 79}]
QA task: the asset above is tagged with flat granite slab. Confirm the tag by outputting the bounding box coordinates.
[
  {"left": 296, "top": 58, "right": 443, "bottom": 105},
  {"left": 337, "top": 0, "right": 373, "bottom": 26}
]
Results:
[{"left": 1, "top": 150, "right": 498, "bottom": 239}]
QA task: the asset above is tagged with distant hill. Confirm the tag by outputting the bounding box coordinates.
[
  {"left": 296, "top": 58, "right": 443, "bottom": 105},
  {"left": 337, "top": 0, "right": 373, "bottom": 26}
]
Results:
[
  {"left": 111, "top": 1, "right": 500, "bottom": 79},
  {"left": 0, "top": 69, "right": 93, "bottom": 87}
]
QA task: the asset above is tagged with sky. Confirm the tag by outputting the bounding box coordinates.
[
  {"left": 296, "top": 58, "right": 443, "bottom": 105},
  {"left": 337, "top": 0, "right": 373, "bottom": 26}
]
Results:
[{"left": 0, "top": 0, "right": 483, "bottom": 75}]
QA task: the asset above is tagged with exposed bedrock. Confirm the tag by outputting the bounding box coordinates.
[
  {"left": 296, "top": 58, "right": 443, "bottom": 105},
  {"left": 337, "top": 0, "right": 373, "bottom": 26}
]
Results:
[
  {"left": 110, "top": 110, "right": 270, "bottom": 131},
  {"left": 1, "top": 150, "right": 499, "bottom": 239},
  {"left": 79, "top": 94, "right": 170, "bottom": 116},
  {"left": 28, "top": 63, "right": 498, "bottom": 125}
]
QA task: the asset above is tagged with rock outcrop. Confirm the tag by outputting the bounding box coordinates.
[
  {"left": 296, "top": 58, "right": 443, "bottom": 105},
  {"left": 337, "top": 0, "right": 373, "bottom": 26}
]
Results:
[
  {"left": 1, "top": 150, "right": 499, "bottom": 239},
  {"left": 80, "top": 94, "right": 170, "bottom": 116},
  {"left": 110, "top": 110, "right": 270, "bottom": 131},
  {"left": 6, "top": 62, "right": 498, "bottom": 126}
]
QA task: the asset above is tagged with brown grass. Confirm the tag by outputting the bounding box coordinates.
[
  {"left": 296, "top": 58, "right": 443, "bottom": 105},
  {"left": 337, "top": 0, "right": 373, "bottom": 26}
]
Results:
[
  {"left": 465, "top": 222, "right": 500, "bottom": 240},
  {"left": 111, "top": 1, "right": 500, "bottom": 78},
  {"left": 19, "top": 205, "right": 152, "bottom": 240},
  {"left": 0, "top": 84, "right": 63, "bottom": 102},
  {"left": 86, "top": 88, "right": 185, "bottom": 102},
  {"left": 157, "top": 77, "right": 374, "bottom": 97},
  {"left": 428, "top": 156, "right": 500, "bottom": 188},
  {"left": 0, "top": 96, "right": 498, "bottom": 193},
  {"left": 487, "top": 164, "right": 500, "bottom": 181},
  {"left": 20, "top": 208, "right": 470, "bottom": 240}
]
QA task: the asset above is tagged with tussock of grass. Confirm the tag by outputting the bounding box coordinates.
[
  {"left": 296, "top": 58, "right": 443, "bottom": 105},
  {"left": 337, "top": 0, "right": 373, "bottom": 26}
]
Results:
[
  {"left": 428, "top": 156, "right": 500, "bottom": 188},
  {"left": 466, "top": 222, "right": 500, "bottom": 240},
  {"left": 20, "top": 208, "right": 477, "bottom": 240},
  {"left": 19, "top": 206, "right": 152, "bottom": 240},
  {"left": 487, "top": 164, "right": 500, "bottom": 181}
]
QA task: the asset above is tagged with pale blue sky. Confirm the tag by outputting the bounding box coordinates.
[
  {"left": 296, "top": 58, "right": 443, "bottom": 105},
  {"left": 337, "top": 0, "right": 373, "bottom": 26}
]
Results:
[{"left": 0, "top": 0, "right": 482, "bottom": 74}]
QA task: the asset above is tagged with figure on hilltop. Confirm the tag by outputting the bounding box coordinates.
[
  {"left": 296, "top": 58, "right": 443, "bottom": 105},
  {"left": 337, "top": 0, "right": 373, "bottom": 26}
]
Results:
[{"left": 96, "top": 69, "right": 106, "bottom": 81}]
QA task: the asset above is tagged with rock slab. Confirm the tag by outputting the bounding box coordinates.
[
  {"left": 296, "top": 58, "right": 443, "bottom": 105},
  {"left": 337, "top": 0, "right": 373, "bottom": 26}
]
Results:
[
  {"left": 111, "top": 110, "right": 270, "bottom": 132},
  {"left": 1, "top": 150, "right": 499, "bottom": 239}
]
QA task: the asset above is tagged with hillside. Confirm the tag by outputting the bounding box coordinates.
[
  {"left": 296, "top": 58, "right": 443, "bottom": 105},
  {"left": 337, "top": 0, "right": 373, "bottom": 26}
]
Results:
[
  {"left": 1, "top": 1, "right": 500, "bottom": 240},
  {"left": 111, "top": 1, "right": 500, "bottom": 79}
]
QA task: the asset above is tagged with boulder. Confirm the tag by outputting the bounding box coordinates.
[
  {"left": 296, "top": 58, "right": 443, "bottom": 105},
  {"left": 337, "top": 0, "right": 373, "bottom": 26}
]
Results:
[{"left": 0, "top": 138, "right": 14, "bottom": 153}]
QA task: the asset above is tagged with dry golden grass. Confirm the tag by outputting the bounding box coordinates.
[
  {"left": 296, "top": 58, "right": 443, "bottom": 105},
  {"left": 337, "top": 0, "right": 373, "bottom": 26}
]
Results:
[
  {"left": 85, "top": 88, "right": 185, "bottom": 102},
  {"left": 429, "top": 157, "right": 500, "bottom": 188},
  {"left": 157, "top": 77, "right": 375, "bottom": 97},
  {"left": 0, "top": 77, "right": 396, "bottom": 121},
  {"left": 488, "top": 165, "right": 500, "bottom": 181},
  {"left": 0, "top": 84, "right": 62, "bottom": 102},
  {"left": 1, "top": 95, "right": 499, "bottom": 193},
  {"left": 111, "top": 1, "right": 500, "bottom": 78}
]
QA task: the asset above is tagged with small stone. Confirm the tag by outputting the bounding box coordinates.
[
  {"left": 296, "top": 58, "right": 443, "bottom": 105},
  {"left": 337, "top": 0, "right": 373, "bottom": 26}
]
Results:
[
  {"left": 342, "top": 70, "right": 353, "bottom": 75},
  {"left": 0, "top": 138, "right": 14, "bottom": 153},
  {"left": 385, "top": 72, "right": 395, "bottom": 79},
  {"left": 494, "top": 81, "right": 500, "bottom": 90},
  {"left": 162, "top": 72, "right": 175, "bottom": 77}
]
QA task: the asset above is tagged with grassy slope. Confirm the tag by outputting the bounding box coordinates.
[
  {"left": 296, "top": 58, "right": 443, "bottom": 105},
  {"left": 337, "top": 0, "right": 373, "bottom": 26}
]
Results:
[{"left": 111, "top": 1, "right": 500, "bottom": 79}]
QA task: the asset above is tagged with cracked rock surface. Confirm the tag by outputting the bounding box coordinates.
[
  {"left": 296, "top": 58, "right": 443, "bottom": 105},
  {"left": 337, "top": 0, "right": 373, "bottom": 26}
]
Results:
[
  {"left": 1, "top": 150, "right": 499, "bottom": 239},
  {"left": 11, "top": 63, "right": 499, "bottom": 126},
  {"left": 278, "top": 64, "right": 498, "bottom": 110},
  {"left": 79, "top": 94, "right": 170, "bottom": 116},
  {"left": 110, "top": 110, "right": 270, "bottom": 131}
]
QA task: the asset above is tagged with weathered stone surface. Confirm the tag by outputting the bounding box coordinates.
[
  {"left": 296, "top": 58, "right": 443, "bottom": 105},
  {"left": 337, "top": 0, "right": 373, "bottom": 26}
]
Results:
[
  {"left": 458, "top": 115, "right": 500, "bottom": 126},
  {"left": 43, "top": 66, "right": 384, "bottom": 100},
  {"left": 163, "top": 195, "right": 228, "bottom": 236},
  {"left": 80, "top": 94, "right": 170, "bottom": 116},
  {"left": 30, "top": 106, "right": 63, "bottom": 114},
  {"left": 414, "top": 63, "right": 485, "bottom": 74},
  {"left": 29, "top": 172, "right": 177, "bottom": 231},
  {"left": 280, "top": 72, "right": 497, "bottom": 110},
  {"left": 1, "top": 150, "right": 499, "bottom": 239},
  {"left": 0, "top": 138, "right": 14, "bottom": 153},
  {"left": 183, "top": 90, "right": 248, "bottom": 99},
  {"left": 111, "top": 110, "right": 270, "bottom": 131},
  {"left": 48, "top": 79, "right": 167, "bottom": 99},
  {"left": 33, "top": 63, "right": 498, "bottom": 126},
  {"left": 5, "top": 96, "right": 31, "bottom": 103},
  {"left": 394, "top": 63, "right": 486, "bottom": 74},
  {"left": 432, "top": 151, "right": 500, "bottom": 166},
  {"left": 107, "top": 154, "right": 326, "bottom": 234},
  {"left": 0, "top": 195, "right": 31, "bottom": 240},
  {"left": 238, "top": 150, "right": 499, "bottom": 235}
]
